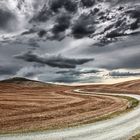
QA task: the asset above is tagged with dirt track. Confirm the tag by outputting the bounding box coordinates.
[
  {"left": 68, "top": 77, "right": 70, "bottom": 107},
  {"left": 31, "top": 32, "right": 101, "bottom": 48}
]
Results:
[{"left": 0, "top": 82, "right": 129, "bottom": 134}]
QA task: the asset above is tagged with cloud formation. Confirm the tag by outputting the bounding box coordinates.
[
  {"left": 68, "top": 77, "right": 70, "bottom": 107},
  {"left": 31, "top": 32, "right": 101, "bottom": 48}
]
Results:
[
  {"left": 14, "top": 51, "right": 94, "bottom": 69},
  {"left": 16, "top": 64, "right": 44, "bottom": 78},
  {"left": 57, "top": 69, "right": 100, "bottom": 76},
  {"left": 52, "top": 68, "right": 103, "bottom": 83},
  {"left": 71, "top": 13, "right": 95, "bottom": 39},
  {"left": 1, "top": 0, "right": 140, "bottom": 45},
  {"left": 0, "top": 65, "right": 19, "bottom": 76},
  {"left": 49, "top": 0, "right": 77, "bottom": 13},
  {"left": 52, "top": 13, "right": 71, "bottom": 34},
  {"left": 32, "top": 0, "right": 140, "bottom": 42},
  {"left": 81, "top": 0, "right": 95, "bottom": 7},
  {"left": 110, "top": 70, "right": 140, "bottom": 77},
  {"left": 0, "top": 0, "right": 140, "bottom": 83},
  {"left": 0, "top": 8, "right": 16, "bottom": 31}
]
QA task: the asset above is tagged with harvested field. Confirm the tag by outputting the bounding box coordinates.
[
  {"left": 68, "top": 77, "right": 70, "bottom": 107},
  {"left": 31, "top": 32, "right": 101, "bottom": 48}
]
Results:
[
  {"left": 78, "top": 79, "right": 140, "bottom": 95},
  {"left": 0, "top": 78, "right": 130, "bottom": 134}
]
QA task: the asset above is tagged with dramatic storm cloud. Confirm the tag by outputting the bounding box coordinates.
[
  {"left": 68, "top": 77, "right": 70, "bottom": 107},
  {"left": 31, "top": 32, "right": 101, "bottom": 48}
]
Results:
[
  {"left": 0, "top": 65, "right": 19, "bottom": 75},
  {"left": 49, "top": 0, "right": 77, "bottom": 13},
  {"left": 0, "top": 0, "right": 140, "bottom": 83},
  {"left": 0, "top": 8, "right": 17, "bottom": 32},
  {"left": 52, "top": 13, "right": 71, "bottom": 34},
  {"left": 15, "top": 51, "right": 94, "bottom": 68},
  {"left": 71, "top": 13, "right": 95, "bottom": 39},
  {"left": 0, "top": 9, "right": 14, "bottom": 29}
]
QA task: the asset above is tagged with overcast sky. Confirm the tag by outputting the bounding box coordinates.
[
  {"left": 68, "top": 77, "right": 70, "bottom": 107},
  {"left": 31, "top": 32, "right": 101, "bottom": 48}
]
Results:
[{"left": 0, "top": 0, "right": 140, "bottom": 83}]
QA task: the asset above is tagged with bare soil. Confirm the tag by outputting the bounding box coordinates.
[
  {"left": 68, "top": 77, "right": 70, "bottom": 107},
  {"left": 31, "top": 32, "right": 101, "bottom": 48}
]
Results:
[
  {"left": 0, "top": 78, "right": 139, "bottom": 134},
  {"left": 79, "top": 79, "right": 140, "bottom": 95}
]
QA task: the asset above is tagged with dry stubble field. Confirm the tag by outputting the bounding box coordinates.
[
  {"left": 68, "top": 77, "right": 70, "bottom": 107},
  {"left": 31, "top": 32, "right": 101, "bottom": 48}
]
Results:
[{"left": 0, "top": 78, "right": 138, "bottom": 134}]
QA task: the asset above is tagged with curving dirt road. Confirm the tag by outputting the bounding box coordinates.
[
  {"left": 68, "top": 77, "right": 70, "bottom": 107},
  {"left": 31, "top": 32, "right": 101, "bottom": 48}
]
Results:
[{"left": 0, "top": 89, "right": 140, "bottom": 140}]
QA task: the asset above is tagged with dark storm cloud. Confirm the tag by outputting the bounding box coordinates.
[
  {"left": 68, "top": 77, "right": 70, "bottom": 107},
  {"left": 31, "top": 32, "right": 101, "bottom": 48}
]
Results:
[
  {"left": 28, "top": 39, "right": 40, "bottom": 48},
  {"left": 49, "top": 0, "right": 64, "bottom": 12},
  {"left": 51, "top": 75, "right": 102, "bottom": 83},
  {"left": 52, "top": 13, "right": 71, "bottom": 34},
  {"left": 51, "top": 75, "right": 80, "bottom": 83},
  {"left": 32, "top": 0, "right": 77, "bottom": 23},
  {"left": 32, "top": 1, "right": 140, "bottom": 42},
  {"left": 71, "top": 13, "right": 95, "bottom": 39},
  {"left": 0, "top": 65, "right": 19, "bottom": 75},
  {"left": 106, "top": 53, "right": 140, "bottom": 70},
  {"left": 14, "top": 0, "right": 140, "bottom": 44},
  {"left": 110, "top": 71, "right": 140, "bottom": 77},
  {"left": 51, "top": 69, "right": 102, "bottom": 83},
  {"left": 126, "top": 6, "right": 140, "bottom": 19},
  {"left": 49, "top": 12, "right": 72, "bottom": 40},
  {"left": 38, "top": 30, "right": 47, "bottom": 37},
  {"left": 53, "top": 68, "right": 102, "bottom": 83},
  {"left": 14, "top": 51, "right": 94, "bottom": 68},
  {"left": 21, "top": 28, "right": 37, "bottom": 36},
  {"left": 50, "top": 0, "right": 77, "bottom": 13},
  {"left": 125, "top": 7, "right": 140, "bottom": 30},
  {"left": 56, "top": 69, "right": 100, "bottom": 76},
  {"left": 63, "top": 0, "right": 77, "bottom": 12},
  {"left": 32, "top": 6, "right": 53, "bottom": 22},
  {"left": 0, "top": 9, "right": 16, "bottom": 30},
  {"left": 0, "top": 0, "right": 140, "bottom": 83},
  {"left": 81, "top": 0, "right": 95, "bottom": 7},
  {"left": 120, "top": 54, "right": 140, "bottom": 69},
  {"left": 104, "top": 6, "right": 140, "bottom": 39}
]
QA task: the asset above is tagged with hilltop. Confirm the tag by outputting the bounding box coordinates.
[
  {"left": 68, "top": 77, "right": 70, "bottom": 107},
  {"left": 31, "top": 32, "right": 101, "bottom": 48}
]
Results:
[{"left": 0, "top": 77, "right": 54, "bottom": 87}]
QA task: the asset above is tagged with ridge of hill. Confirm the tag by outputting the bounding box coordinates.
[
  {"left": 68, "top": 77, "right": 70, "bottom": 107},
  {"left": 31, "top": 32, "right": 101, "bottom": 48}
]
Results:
[{"left": 0, "top": 77, "right": 52, "bottom": 87}]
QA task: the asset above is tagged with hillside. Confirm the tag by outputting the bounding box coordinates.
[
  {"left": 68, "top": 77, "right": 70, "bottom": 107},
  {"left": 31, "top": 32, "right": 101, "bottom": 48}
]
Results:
[
  {"left": 0, "top": 77, "right": 54, "bottom": 88},
  {"left": 79, "top": 79, "right": 140, "bottom": 95},
  {"left": 113, "top": 79, "right": 140, "bottom": 90}
]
